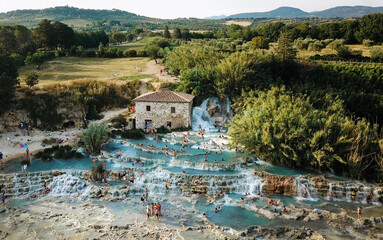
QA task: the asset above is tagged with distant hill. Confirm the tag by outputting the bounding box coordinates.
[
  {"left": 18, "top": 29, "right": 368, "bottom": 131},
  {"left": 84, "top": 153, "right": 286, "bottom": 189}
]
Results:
[
  {"left": 205, "top": 15, "right": 227, "bottom": 20},
  {"left": 212, "top": 6, "right": 383, "bottom": 19},
  {"left": 0, "top": 6, "right": 151, "bottom": 28},
  {"left": 313, "top": 6, "right": 383, "bottom": 18},
  {"left": 229, "top": 7, "right": 310, "bottom": 19}
]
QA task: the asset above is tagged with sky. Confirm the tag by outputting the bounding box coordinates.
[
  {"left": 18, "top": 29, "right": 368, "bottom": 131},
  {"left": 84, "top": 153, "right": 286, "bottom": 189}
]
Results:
[{"left": 0, "top": 0, "right": 382, "bottom": 19}]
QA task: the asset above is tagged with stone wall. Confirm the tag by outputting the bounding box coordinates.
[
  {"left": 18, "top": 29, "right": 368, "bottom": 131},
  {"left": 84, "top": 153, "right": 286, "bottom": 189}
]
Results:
[{"left": 135, "top": 101, "right": 192, "bottom": 129}]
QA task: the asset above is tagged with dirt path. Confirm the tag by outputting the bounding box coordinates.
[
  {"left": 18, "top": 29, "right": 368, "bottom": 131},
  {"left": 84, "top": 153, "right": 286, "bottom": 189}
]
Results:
[
  {"left": 139, "top": 78, "right": 151, "bottom": 94},
  {"left": 143, "top": 60, "right": 177, "bottom": 83}
]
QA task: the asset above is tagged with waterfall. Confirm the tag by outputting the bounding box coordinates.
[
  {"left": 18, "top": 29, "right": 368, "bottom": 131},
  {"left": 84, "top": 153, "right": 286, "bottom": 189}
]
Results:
[
  {"left": 295, "top": 176, "right": 318, "bottom": 201},
  {"left": 192, "top": 98, "right": 215, "bottom": 131},
  {"left": 2, "top": 173, "right": 49, "bottom": 198},
  {"left": 47, "top": 173, "right": 90, "bottom": 200},
  {"left": 344, "top": 181, "right": 373, "bottom": 203},
  {"left": 225, "top": 97, "right": 232, "bottom": 120},
  {"left": 132, "top": 167, "right": 179, "bottom": 195},
  {"left": 206, "top": 172, "right": 263, "bottom": 196}
]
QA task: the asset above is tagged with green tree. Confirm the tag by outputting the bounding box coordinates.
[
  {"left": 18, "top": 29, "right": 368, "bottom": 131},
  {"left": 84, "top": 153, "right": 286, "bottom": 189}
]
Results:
[
  {"left": 228, "top": 87, "right": 381, "bottom": 178},
  {"left": 0, "top": 50, "right": 19, "bottom": 114},
  {"left": 111, "top": 32, "right": 126, "bottom": 44},
  {"left": 370, "top": 47, "right": 383, "bottom": 62},
  {"left": 33, "top": 19, "right": 57, "bottom": 49},
  {"left": 25, "top": 71, "right": 39, "bottom": 87},
  {"left": 98, "top": 42, "right": 105, "bottom": 57},
  {"left": 123, "top": 49, "right": 137, "bottom": 57},
  {"left": 249, "top": 36, "right": 269, "bottom": 50},
  {"left": 177, "top": 66, "right": 217, "bottom": 104},
  {"left": 126, "top": 33, "right": 134, "bottom": 42},
  {"left": 81, "top": 123, "right": 109, "bottom": 153},
  {"left": 53, "top": 21, "right": 74, "bottom": 49},
  {"left": 145, "top": 44, "right": 161, "bottom": 60},
  {"left": 163, "top": 25, "right": 171, "bottom": 39},
  {"left": 172, "top": 28, "right": 181, "bottom": 39},
  {"left": 356, "top": 13, "right": 383, "bottom": 43},
  {"left": 132, "top": 28, "right": 144, "bottom": 36},
  {"left": 0, "top": 27, "right": 17, "bottom": 54},
  {"left": 76, "top": 45, "right": 84, "bottom": 56},
  {"left": 275, "top": 31, "right": 297, "bottom": 62}
]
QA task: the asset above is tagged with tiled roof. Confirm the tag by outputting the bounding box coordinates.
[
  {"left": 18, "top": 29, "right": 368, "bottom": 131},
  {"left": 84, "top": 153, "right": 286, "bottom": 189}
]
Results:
[{"left": 133, "top": 90, "right": 194, "bottom": 103}]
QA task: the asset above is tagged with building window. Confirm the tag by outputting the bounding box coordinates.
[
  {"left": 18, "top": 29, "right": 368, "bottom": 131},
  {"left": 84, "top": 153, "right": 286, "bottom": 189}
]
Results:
[
  {"left": 171, "top": 107, "right": 175, "bottom": 113},
  {"left": 146, "top": 105, "right": 151, "bottom": 111}
]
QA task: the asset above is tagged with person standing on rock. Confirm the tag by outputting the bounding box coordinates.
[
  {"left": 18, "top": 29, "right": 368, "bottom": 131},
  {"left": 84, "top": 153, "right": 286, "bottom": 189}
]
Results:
[
  {"left": 157, "top": 202, "right": 161, "bottom": 217},
  {"left": 146, "top": 204, "right": 151, "bottom": 219},
  {"left": 329, "top": 191, "right": 334, "bottom": 201},
  {"left": 1, "top": 192, "right": 5, "bottom": 204},
  {"left": 145, "top": 188, "right": 149, "bottom": 200},
  {"left": 357, "top": 206, "right": 362, "bottom": 219}
]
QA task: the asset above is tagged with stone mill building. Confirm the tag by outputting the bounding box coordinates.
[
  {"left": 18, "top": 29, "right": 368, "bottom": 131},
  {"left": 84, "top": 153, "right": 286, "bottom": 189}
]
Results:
[{"left": 133, "top": 90, "right": 194, "bottom": 129}]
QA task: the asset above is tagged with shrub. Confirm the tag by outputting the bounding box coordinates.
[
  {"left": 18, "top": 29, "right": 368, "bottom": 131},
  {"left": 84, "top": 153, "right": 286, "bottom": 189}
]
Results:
[
  {"left": 147, "top": 82, "right": 155, "bottom": 91},
  {"left": 10, "top": 53, "right": 24, "bottom": 68},
  {"left": 123, "top": 49, "right": 137, "bottom": 57},
  {"left": 111, "top": 114, "right": 127, "bottom": 128},
  {"left": 24, "top": 51, "right": 56, "bottom": 65},
  {"left": 85, "top": 51, "right": 96, "bottom": 57},
  {"left": 322, "top": 39, "right": 334, "bottom": 46},
  {"left": 308, "top": 41, "right": 325, "bottom": 52},
  {"left": 328, "top": 39, "right": 345, "bottom": 50},
  {"left": 41, "top": 138, "right": 58, "bottom": 145},
  {"left": 137, "top": 49, "right": 147, "bottom": 57},
  {"left": 336, "top": 45, "right": 362, "bottom": 60},
  {"left": 82, "top": 123, "right": 109, "bottom": 153},
  {"left": 104, "top": 47, "right": 123, "bottom": 58},
  {"left": 370, "top": 46, "right": 383, "bottom": 62},
  {"left": 24, "top": 71, "right": 39, "bottom": 87},
  {"left": 91, "top": 163, "right": 105, "bottom": 181},
  {"left": 363, "top": 39, "right": 374, "bottom": 47},
  {"left": 21, "top": 159, "right": 31, "bottom": 166},
  {"left": 53, "top": 145, "right": 83, "bottom": 159}
]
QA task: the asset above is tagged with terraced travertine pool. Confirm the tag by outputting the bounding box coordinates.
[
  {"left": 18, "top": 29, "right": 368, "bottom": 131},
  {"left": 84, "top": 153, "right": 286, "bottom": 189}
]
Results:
[{"left": 1, "top": 98, "right": 382, "bottom": 238}]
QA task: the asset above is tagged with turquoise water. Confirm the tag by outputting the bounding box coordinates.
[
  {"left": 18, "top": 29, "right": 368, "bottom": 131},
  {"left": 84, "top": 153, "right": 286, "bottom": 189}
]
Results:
[{"left": 3, "top": 125, "right": 377, "bottom": 231}]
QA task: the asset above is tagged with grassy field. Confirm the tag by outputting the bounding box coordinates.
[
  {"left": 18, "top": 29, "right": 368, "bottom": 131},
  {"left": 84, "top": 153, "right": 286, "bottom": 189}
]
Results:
[
  {"left": 18, "top": 57, "right": 153, "bottom": 85},
  {"left": 89, "top": 38, "right": 158, "bottom": 52},
  {"left": 296, "top": 44, "right": 383, "bottom": 59}
]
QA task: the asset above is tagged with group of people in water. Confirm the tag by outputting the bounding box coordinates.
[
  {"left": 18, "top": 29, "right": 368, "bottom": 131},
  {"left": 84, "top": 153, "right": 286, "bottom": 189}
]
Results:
[{"left": 141, "top": 188, "right": 163, "bottom": 220}]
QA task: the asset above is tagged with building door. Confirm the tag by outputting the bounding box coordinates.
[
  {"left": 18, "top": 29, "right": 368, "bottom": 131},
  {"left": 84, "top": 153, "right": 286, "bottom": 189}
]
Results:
[
  {"left": 166, "top": 121, "right": 172, "bottom": 128},
  {"left": 145, "top": 120, "right": 152, "bottom": 129}
]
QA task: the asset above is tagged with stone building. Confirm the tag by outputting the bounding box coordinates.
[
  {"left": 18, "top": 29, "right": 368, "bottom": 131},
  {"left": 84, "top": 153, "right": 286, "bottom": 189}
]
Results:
[{"left": 133, "top": 90, "right": 194, "bottom": 129}]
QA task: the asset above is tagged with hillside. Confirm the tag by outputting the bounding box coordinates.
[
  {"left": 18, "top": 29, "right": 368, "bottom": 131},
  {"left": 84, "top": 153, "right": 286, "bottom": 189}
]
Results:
[
  {"left": 229, "top": 7, "right": 309, "bottom": 19},
  {"left": 0, "top": 6, "right": 226, "bottom": 30},
  {"left": 218, "top": 6, "right": 383, "bottom": 19},
  {"left": 0, "top": 6, "right": 151, "bottom": 28},
  {"left": 314, "top": 6, "right": 383, "bottom": 18}
]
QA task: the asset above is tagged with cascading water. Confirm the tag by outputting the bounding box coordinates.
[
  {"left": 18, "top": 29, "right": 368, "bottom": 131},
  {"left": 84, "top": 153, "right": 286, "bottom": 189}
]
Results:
[
  {"left": 295, "top": 176, "right": 318, "bottom": 201},
  {"left": 133, "top": 167, "right": 179, "bottom": 195},
  {"left": 47, "top": 173, "right": 90, "bottom": 200},
  {"left": 192, "top": 98, "right": 216, "bottom": 131}
]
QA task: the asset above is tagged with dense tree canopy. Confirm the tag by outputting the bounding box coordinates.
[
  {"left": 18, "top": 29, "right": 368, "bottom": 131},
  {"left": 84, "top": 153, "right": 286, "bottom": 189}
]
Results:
[
  {"left": 229, "top": 87, "right": 383, "bottom": 182},
  {"left": 0, "top": 49, "right": 19, "bottom": 113}
]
